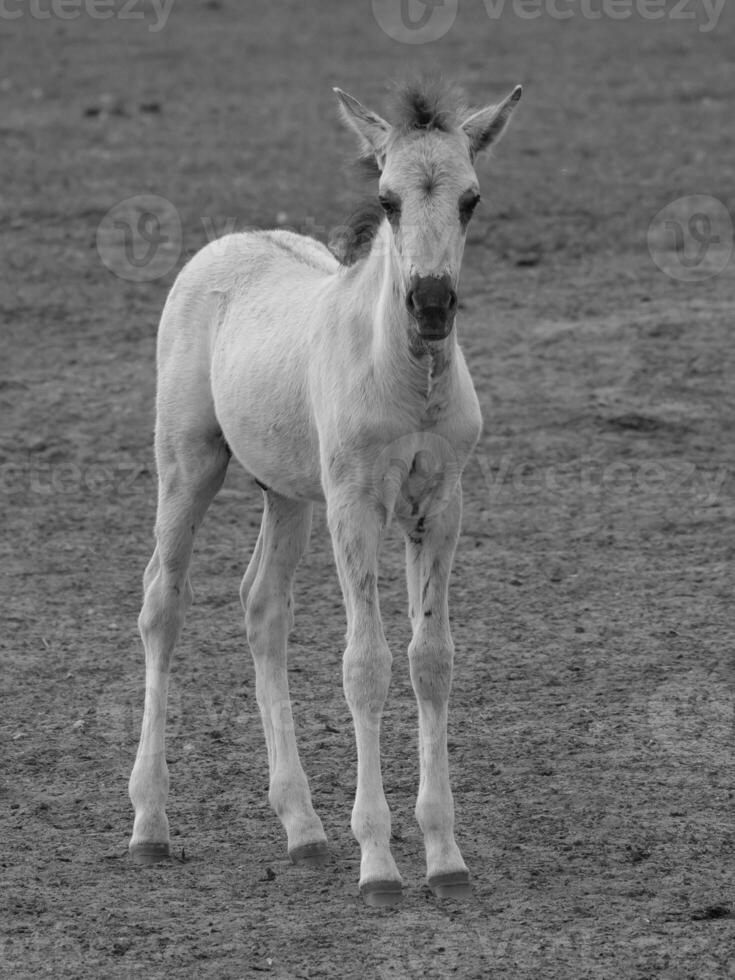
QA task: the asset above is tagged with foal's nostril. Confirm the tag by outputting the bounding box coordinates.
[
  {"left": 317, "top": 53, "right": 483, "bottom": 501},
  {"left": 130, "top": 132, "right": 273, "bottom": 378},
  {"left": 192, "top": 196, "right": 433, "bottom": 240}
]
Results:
[{"left": 406, "top": 275, "right": 456, "bottom": 316}]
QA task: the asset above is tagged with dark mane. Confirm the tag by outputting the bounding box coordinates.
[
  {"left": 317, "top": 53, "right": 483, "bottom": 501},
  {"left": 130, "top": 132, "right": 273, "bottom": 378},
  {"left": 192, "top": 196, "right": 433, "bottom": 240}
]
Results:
[
  {"left": 389, "top": 77, "right": 463, "bottom": 133},
  {"left": 329, "top": 199, "right": 385, "bottom": 267}
]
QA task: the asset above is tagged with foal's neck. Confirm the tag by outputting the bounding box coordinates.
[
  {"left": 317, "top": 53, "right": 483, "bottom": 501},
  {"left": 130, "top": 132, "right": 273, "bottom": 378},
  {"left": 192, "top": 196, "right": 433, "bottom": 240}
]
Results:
[{"left": 361, "top": 222, "right": 457, "bottom": 403}]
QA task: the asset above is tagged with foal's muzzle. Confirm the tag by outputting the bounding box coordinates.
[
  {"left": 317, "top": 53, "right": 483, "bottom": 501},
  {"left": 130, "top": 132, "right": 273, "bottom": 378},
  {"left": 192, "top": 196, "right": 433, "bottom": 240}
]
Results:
[{"left": 405, "top": 274, "right": 458, "bottom": 341}]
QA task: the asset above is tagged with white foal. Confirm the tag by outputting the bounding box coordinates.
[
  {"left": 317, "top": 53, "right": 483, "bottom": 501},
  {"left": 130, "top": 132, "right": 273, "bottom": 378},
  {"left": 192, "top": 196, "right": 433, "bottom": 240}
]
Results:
[{"left": 128, "top": 78, "right": 522, "bottom": 905}]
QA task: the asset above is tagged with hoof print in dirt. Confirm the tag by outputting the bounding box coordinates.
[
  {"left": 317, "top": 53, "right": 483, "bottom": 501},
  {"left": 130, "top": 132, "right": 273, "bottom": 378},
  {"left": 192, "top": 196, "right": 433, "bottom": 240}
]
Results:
[{"left": 691, "top": 905, "right": 733, "bottom": 921}]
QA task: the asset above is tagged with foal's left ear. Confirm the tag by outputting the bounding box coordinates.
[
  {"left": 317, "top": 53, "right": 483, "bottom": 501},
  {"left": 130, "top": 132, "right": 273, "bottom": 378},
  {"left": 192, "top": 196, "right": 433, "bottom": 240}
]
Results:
[
  {"left": 334, "top": 87, "right": 391, "bottom": 168},
  {"left": 462, "top": 85, "right": 523, "bottom": 158}
]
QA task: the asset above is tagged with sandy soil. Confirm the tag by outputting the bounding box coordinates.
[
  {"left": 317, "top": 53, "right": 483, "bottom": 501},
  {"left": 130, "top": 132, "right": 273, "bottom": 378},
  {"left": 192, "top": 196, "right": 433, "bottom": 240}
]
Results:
[{"left": 2, "top": 2, "right": 735, "bottom": 978}]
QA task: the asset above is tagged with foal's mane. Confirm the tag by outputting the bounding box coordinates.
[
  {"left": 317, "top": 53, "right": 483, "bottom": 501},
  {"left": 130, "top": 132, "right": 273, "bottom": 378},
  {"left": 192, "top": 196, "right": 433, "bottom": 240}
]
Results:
[
  {"left": 329, "top": 200, "right": 385, "bottom": 268},
  {"left": 329, "top": 78, "right": 465, "bottom": 267}
]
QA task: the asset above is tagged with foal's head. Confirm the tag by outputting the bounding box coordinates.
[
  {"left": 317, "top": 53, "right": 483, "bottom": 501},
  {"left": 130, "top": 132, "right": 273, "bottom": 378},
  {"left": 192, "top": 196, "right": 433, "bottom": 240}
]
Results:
[{"left": 335, "top": 79, "right": 522, "bottom": 341}]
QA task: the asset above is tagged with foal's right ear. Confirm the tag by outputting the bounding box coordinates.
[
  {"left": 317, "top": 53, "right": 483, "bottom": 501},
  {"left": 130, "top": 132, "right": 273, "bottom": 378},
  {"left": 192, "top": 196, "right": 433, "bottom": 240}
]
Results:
[
  {"left": 334, "top": 88, "right": 391, "bottom": 169},
  {"left": 462, "top": 85, "right": 523, "bottom": 159}
]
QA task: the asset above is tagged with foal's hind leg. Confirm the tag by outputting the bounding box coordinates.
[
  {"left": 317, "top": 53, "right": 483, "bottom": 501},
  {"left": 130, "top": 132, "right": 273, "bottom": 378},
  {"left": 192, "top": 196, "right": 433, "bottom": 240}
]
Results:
[
  {"left": 400, "top": 488, "right": 470, "bottom": 899},
  {"left": 241, "top": 490, "right": 328, "bottom": 865},
  {"left": 128, "top": 432, "right": 229, "bottom": 863}
]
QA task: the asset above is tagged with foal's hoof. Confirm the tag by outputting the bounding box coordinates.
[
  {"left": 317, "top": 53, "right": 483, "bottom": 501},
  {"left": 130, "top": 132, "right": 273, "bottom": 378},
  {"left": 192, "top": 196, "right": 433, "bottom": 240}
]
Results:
[
  {"left": 428, "top": 870, "right": 472, "bottom": 900},
  {"left": 360, "top": 879, "right": 403, "bottom": 908},
  {"left": 288, "top": 841, "right": 330, "bottom": 868},
  {"left": 129, "top": 842, "right": 171, "bottom": 865}
]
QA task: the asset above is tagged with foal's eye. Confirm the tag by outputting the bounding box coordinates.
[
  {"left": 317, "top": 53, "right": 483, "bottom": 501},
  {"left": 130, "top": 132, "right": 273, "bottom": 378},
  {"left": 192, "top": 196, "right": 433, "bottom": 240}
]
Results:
[
  {"left": 459, "top": 191, "right": 481, "bottom": 224},
  {"left": 378, "top": 192, "right": 401, "bottom": 221}
]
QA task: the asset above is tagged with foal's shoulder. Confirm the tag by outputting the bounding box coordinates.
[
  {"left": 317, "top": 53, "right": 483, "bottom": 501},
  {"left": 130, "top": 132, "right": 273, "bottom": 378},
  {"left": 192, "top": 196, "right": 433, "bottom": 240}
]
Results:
[{"left": 256, "top": 229, "right": 339, "bottom": 274}]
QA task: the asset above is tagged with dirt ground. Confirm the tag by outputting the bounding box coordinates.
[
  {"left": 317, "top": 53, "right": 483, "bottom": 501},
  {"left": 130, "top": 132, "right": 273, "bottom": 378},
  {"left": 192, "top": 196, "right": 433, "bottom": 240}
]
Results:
[{"left": 2, "top": 2, "right": 735, "bottom": 978}]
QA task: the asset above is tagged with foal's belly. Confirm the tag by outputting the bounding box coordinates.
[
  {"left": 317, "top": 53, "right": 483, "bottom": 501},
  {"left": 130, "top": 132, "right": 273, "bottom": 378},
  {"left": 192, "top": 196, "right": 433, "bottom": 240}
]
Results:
[
  {"left": 223, "top": 420, "right": 325, "bottom": 502},
  {"left": 213, "top": 376, "right": 324, "bottom": 502},
  {"left": 210, "top": 323, "right": 325, "bottom": 502}
]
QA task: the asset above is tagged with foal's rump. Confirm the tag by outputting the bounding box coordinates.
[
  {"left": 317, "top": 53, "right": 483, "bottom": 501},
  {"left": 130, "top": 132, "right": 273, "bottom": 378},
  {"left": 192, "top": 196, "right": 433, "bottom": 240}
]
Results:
[{"left": 157, "top": 230, "right": 336, "bottom": 500}]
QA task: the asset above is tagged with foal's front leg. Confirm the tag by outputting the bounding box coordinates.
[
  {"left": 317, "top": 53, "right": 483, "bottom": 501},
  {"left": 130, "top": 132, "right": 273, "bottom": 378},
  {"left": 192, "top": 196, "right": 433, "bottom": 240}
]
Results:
[
  {"left": 401, "top": 488, "right": 471, "bottom": 898},
  {"left": 327, "top": 497, "right": 402, "bottom": 906}
]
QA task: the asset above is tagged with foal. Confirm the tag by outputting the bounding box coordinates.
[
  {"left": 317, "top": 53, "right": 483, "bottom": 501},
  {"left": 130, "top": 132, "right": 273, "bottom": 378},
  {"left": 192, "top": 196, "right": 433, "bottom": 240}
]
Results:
[{"left": 128, "top": 79, "right": 522, "bottom": 905}]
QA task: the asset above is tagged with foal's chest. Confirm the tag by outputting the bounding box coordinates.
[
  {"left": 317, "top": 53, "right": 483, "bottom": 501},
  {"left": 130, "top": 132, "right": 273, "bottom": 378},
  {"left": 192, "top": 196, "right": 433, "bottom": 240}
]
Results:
[{"left": 377, "top": 372, "right": 482, "bottom": 525}]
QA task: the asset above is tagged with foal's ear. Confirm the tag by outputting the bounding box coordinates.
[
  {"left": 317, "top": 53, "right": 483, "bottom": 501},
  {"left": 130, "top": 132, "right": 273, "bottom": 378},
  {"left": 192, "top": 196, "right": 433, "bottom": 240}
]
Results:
[
  {"left": 462, "top": 85, "right": 522, "bottom": 158},
  {"left": 334, "top": 88, "right": 391, "bottom": 167}
]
